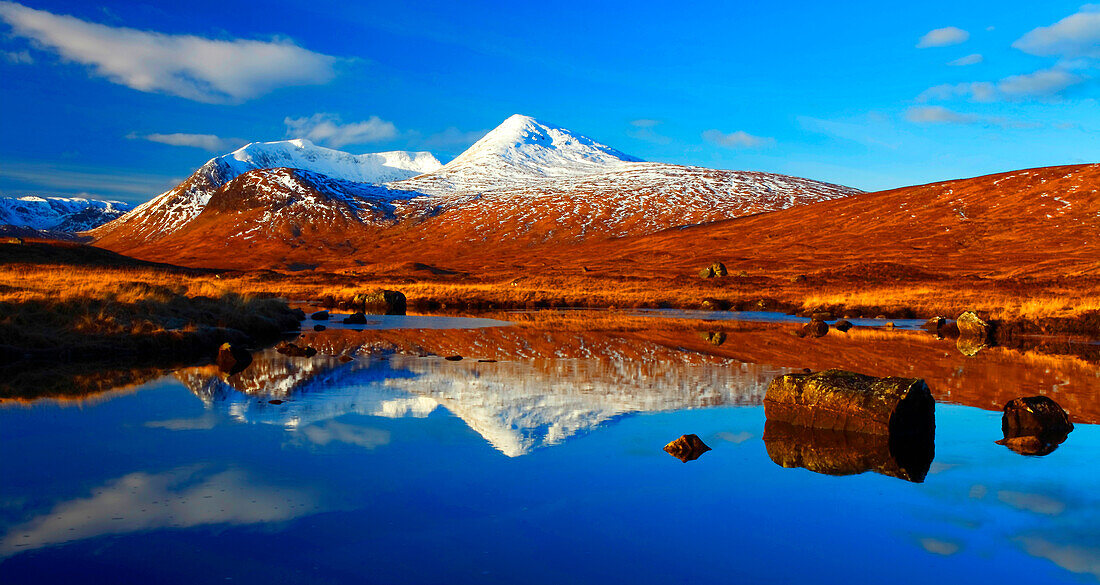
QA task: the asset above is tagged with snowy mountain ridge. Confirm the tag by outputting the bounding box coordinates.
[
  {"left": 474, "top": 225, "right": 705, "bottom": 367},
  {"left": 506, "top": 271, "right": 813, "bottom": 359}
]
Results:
[
  {"left": 92, "top": 114, "right": 861, "bottom": 259},
  {"left": 0, "top": 195, "right": 132, "bottom": 231},
  {"left": 92, "top": 140, "right": 441, "bottom": 243}
]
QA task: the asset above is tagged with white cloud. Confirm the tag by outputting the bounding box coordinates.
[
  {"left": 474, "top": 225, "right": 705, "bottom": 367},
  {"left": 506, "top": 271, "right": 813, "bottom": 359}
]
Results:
[
  {"left": 284, "top": 113, "right": 397, "bottom": 148},
  {"left": 630, "top": 119, "right": 661, "bottom": 128},
  {"left": 917, "top": 26, "right": 970, "bottom": 48},
  {"left": 904, "top": 106, "right": 1039, "bottom": 129},
  {"left": 920, "top": 538, "right": 962, "bottom": 556},
  {"left": 917, "top": 81, "right": 997, "bottom": 103},
  {"left": 0, "top": 467, "right": 320, "bottom": 557},
  {"left": 918, "top": 68, "right": 1084, "bottom": 103},
  {"left": 1, "top": 49, "right": 32, "bottom": 63},
  {"left": 905, "top": 105, "right": 978, "bottom": 124},
  {"left": 948, "top": 53, "right": 984, "bottom": 66},
  {"left": 998, "top": 68, "right": 1085, "bottom": 98},
  {"left": 1019, "top": 537, "right": 1100, "bottom": 579},
  {"left": 300, "top": 421, "right": 390, "bottom": 450},
  {"left": 0, "top": 1, "right": 338, "bottom": 103},
  {"left": 1014, "top": 5, "right": 1100, "bottom": 58},
  {"left": 702, "top": 129, "right": 775, "bottom": 148},
  {"left": 129, "top": 132, "right": 244, "bottom": 152}
]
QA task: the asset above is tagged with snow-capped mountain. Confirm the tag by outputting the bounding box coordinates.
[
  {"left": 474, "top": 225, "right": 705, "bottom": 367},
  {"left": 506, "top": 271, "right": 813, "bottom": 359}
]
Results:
[
  {"left": 395, "top": 114, "right": 642, "bottom": 194},
  {"left": 91, "top": 139, "right": 440, "bottom": 244},
  {"left": 176, "top": 328, "right": 785, "bottom": 456},
  {"left": 92, "top": 114, "right": 860, "bottom": 268},
  {"left": 0, "top": 195, "right": 132, "bottom": 231}
]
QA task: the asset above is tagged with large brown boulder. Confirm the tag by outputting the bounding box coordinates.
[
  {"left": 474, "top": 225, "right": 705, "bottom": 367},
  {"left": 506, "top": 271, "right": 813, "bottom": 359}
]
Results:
[
  {"left": 764, "top": 369, "right": 935, "bottom": 435},
  {"left": 1002, "top": 396, "right": 1074, "bottom": 436},
  {"left": 698, "top": 262, "right": 728, "bottom": 279},
  {"left": 216, "top": 343, "right": 252, "bottom": 375},
  {"left": 276, "top": 342, "right": 317, "bottom": 358},
  {"left": 699, "top": 331, "right": 727, "bottom": 346},
  {"left": 802, "top": 319, "right": 829, "bottom": 338},
  {"left": 833, "top": 319, "right": 854, "bottom": 332},
  {"left": 663, "top": 434, "right": 712, "bottom": 462},
  {"left": 352, "top": 290, "right": 407, "bottom": 315},
  {"left": 764, "top": 420, "right": 934, "bottom": 483},
  {"left": 921, "top": 316, "right": 946, "bottom": 334},
  {"left": 956, "top": 311, "right": 991, "bottom": 341},
  {"left": 343, "top": 312, "right": 368, "bottom": 325}
]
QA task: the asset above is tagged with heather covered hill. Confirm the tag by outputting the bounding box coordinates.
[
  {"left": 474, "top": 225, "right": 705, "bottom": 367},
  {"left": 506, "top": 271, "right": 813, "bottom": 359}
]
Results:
[
  {"left": 91, "top": 139, "right": 441, "bottom": 247},
  {"left": 576, "top": 163, "right": 1100, "bottom": 279},
  {"left": 92, "top": 115, "right": 858, "bottom": 269}
]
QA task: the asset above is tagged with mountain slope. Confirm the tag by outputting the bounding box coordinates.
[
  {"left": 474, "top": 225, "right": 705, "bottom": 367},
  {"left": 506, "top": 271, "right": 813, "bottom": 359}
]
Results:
[
  {"left": 93, "top": 114, "right": 859, "bottom": 268},
  {"left": 91, "top": 139, "right": 441, "bottom": 246},
  {"left": 0, "top": 195, "right": 132, "bottom": 231},
  {"left": 579, "top": 164, "right": 1100, "bottom": 278}
]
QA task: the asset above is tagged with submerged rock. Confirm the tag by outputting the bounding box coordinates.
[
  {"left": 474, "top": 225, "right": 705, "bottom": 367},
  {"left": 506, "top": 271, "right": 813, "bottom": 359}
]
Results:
[
  {"left": 921, "top": 316, "right": 946, "bottom": 334},
  {"left": 352, "top": 290, "right": 407, "bottom": 315},
  {"left": 215, "top": 343, "right": 252, "bottom": 375},
  {"left": 764, "top": 369, "right": 935, "bottom": 436},
  {"left": 802, "top": 319, "right": 829, "bottom": 338},
  {"left": 663, "top": 434, "right": 712, "bottom": 462},
  {"left": 957, "top": 311, "right": 991, "bottom": 341},
  {"left": 276, "top": 342, "right": 317, "bottom": 358},
  {"left": 764, "top": 420, "right": 934, "bottom": 483},
  {"left": 343, "top": 312, "right": 368, "bottom": 325},
  {"left": 313, "top": 324, "right": 326, "bottom": 332},
  {"left": 1002, "top": 396, "right": 1074, "bottom": 436},
  {"left": 444, "top": 355, "right": 463, "bottom": 361},
  {"left": 698, "top": 262, "right": 728, "bottom": 279},
  {"left": 956, "top": 336, "right": 988, "bottom": 357},
  {"left": 833, "top": 319, "right": 853, "bottom": 332},
  {"left": 700, "top": 331, "right": 727, "bottom": 346},
  {"left": 995, "top": 433, "right": 1069, "bottom": 456}
]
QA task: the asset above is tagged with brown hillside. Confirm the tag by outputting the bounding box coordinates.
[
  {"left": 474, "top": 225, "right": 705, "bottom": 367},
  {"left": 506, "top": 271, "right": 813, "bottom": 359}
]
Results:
[
  {"left": 97, "top": 164, "right": 1100, "bottom": 281},
  {"left": 578, "top": 164, "right": 1100, "bottom": 279}
]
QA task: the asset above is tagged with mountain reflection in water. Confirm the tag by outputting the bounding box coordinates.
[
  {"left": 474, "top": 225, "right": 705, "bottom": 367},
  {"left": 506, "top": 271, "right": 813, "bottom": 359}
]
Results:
[{"left": 3, "top": 314, "right": 1100, "bottom": 584}]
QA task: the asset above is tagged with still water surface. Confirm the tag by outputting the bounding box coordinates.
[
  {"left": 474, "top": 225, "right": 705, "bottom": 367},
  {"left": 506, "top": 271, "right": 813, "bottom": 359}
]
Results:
[{"left": 1, "top": 313, "right": 1098, "bottom": 584}]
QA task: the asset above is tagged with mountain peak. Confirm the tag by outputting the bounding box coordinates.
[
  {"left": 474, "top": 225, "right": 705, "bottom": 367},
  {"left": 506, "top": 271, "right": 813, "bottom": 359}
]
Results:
[{"left": 440, "top": 114, "right": 643, "bottom": 178}]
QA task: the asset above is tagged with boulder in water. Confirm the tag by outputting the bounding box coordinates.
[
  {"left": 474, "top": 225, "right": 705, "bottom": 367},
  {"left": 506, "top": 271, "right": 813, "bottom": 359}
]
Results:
[
  {"left": 698, "top": 262, "right": 728, "bottom": 279},
  {"left": 215, "top": 343, "right": 252, "bottom": 375},
  {"left": 343, "top": 312, "right": 368, "bottom": 325},
  {"left": 833, "top": 319, "right": 853, "bottom": 332},
  {"left": 276, "top": 342, "right": 317, "bottom": 358},
  {"left": 310, "top": 310, "right": 330, "bottom": 321},
  {"left": 1002, "top": 396, "right": 1074, "bottom": 436},
  {"left": 663, "top": 434, "right": 712, "bottom": 462},
  {"left": 352, "top": 290, "right": 407, "bottom": 315},
  {"left": 802, "top": 319, "right": 829, "bottom": 338},
  {"left": 763, "top": 420, "right": 934, "bottom": 483},
  {"left": 764, "top": 369, "right": 935, "bottom": 436},
  {"left": 956, "top": 311, "right": 991, "bottom": 341}
]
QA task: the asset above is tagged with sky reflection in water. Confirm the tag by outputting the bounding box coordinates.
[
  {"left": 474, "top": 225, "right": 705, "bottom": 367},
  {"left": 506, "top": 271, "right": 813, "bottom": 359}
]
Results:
[{"left": 1, "top": 316, "right": 1098, "bottom": 584}]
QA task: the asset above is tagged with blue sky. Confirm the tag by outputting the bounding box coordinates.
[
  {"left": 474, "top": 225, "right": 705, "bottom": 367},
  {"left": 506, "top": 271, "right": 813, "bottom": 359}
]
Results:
[{"left": 0, "top": 0, "right": 1098, "bottom": 202}]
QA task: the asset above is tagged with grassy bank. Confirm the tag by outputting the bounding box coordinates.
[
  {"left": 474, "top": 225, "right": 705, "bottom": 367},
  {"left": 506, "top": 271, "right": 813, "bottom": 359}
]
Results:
[
  {"left": 3, "top": 242, "right": 1099, "bottom": 345},
  {"left": 0, "top": 257, "right": 301, "bottom": 366}
]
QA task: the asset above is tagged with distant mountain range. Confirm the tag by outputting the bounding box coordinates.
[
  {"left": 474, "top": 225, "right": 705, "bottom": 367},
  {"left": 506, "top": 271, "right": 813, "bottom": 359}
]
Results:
[
  {"left": 0, "top": 195, "right": 131, "bottom": 233},
  {"left": 89, "top": 114, "right": 860, "bottom": 268}
]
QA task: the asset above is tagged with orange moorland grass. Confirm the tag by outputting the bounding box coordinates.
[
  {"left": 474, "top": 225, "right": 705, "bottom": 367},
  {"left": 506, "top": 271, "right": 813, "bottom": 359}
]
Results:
[
  {"left": 0, "top": 263, "right": 300, "bottom": 359},
  {"left": 5, "top": 260, "right": 1100, "bottom": 325}
]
